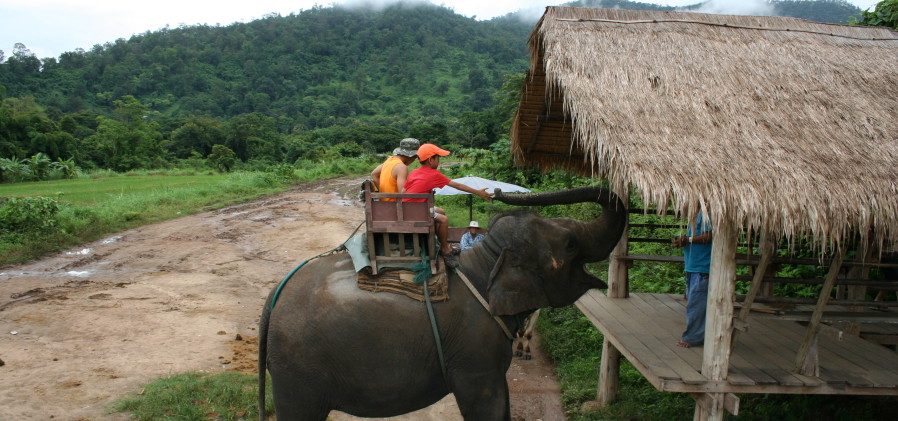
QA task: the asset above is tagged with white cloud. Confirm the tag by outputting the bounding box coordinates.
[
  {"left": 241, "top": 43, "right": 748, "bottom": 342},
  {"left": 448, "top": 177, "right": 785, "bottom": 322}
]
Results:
[{"left": 693, "top": 0, "right": 775, "bottom": 16}]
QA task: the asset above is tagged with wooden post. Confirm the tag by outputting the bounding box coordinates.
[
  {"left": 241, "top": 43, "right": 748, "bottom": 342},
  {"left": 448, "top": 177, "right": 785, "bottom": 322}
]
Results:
[
  {"left": 607, "top": 184, "right": 630, "bottom": 298},
  {"left": 843, "top": 239, "right": 875, "bottom": 336},
  {"left": 794, "top": 247, "right": 845, "bottom": 374},
  {"left": 733, "top": 229, "right": 774, "bottom": 340},
  {"left": 593, "top": 183, "right": 629, "bottom": 408},
  {"left": 596, "top": 338, "right": 621, "bottom": 406},
  {"left": 698, "top": 219, "right": 737, "bottom": 421}
]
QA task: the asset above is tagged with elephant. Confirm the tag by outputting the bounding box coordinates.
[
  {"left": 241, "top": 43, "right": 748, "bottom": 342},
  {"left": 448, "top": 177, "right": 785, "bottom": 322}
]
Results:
[{"left": 258, "top": 186, "right": 627, "bottom": 420}]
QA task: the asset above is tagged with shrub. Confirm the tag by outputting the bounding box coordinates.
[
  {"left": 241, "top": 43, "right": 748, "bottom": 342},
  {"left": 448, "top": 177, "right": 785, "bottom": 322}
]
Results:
[
  {"left": 267, "top": 163, "right": 298, "bottom": 183},
  {"left": 0, "top": 196, "right": 63, "bottom": 234}
]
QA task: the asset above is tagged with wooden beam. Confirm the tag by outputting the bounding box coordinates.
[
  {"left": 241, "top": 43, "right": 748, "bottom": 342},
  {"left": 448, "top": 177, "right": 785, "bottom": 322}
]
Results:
[
  {"left": 843, "top": 239, "right": 876, "bottom": 336},
  {"left": 597, "top": 338, "right": 621, "bottom": 406},
  {"left": 597, "top": 181, "right": 629, "bottom": 408},
  {"left": 525, "top": 103, "right": 548, "bottom": 154},
  {"left": 690, "top": 392, "right": 740, "bottom": 416},
  {"left": 700, "top": 220, "right": 737, "bottom": 421},
  {"left": 736, "top": 295, "right": 898, "bottom": 307},
  {"left": 793, "top": 247, "right": 846, "bottom": 374},
  {"left": 733, "top": 230, "right": 774, "bottom": 337},
  {"left": 607, "top": 184, "right": 630, "bottom": 299}
]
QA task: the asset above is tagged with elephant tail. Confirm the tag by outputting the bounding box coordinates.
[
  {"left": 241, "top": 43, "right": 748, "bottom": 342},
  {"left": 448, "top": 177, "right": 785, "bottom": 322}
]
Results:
[{"left": 258, "top": 296, "right": 272, "bottom": 421}]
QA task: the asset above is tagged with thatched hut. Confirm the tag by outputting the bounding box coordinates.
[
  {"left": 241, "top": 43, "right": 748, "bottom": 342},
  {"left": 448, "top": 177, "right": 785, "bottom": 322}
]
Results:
[{"left": 513, "top": 6, "right": 898, "bottom": 420}]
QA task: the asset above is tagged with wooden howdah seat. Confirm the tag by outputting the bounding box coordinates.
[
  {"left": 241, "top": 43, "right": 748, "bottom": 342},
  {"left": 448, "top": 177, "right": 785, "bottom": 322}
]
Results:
[{"left": 362, "top": 180, "right": 437, "bottom": 275}]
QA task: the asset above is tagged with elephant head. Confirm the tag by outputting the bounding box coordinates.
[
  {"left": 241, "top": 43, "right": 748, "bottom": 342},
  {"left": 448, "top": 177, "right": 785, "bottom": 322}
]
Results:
[{"left": 472, "top": 186, "right": 627, "bottom": 316}]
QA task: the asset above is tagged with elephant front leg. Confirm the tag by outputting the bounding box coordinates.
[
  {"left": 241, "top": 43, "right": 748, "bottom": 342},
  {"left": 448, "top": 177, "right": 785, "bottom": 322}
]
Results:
[{"left": 451, "top": 374, "right": 512, "bottom": 421}]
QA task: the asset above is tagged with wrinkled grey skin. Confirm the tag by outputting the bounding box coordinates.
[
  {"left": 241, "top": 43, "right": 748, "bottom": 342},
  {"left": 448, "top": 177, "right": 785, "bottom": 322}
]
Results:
[{"left": 258, "top": 186, "right": 626, "bottom": 421}]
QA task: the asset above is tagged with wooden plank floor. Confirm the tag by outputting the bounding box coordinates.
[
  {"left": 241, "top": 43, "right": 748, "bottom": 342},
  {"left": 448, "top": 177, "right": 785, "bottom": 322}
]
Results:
[{"left": 576, "top": 292, "right": 898, "bottom": 395}]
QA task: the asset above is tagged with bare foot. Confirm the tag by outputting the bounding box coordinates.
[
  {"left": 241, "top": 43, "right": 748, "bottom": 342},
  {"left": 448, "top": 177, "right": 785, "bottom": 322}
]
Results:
[{"left": 677, "top": 341, "right": 701, "bottom": 348}]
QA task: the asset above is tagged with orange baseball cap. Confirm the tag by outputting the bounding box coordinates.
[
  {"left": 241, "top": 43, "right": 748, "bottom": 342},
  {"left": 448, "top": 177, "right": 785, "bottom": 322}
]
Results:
[{"left": 417, "top": 143, "right": 450, "bottom": 161}]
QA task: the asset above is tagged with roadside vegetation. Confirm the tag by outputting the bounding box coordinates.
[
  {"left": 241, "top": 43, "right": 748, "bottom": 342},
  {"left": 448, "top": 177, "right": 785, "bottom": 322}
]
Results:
[{"left": 0, "top": 156, "right": 377, "bottom": 266}]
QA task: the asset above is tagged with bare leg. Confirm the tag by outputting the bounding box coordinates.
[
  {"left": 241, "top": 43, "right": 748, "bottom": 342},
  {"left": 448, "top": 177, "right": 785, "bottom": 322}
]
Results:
[{"left": 435, "top": 213, "right": 450, "bottom": 254}]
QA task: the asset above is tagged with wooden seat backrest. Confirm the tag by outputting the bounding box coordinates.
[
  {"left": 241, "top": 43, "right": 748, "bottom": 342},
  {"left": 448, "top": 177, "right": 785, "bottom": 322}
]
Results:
[{"left": 362, "top": 180, "right": 437, "bottom": 275}]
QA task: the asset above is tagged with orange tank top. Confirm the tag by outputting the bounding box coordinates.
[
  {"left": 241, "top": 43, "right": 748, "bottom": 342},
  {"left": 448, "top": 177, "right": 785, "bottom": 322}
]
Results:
[{"left": 378, "top": 156, "right": 404, "bottom": 201}]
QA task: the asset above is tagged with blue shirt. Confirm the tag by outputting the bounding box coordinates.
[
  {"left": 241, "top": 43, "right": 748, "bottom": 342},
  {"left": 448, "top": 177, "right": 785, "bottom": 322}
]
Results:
[
  {"left": 460, "top": 232, "right": 485, "bottom": 250},
  {"left": 684, "top": 214, "right": 712, "bottom": 274}
]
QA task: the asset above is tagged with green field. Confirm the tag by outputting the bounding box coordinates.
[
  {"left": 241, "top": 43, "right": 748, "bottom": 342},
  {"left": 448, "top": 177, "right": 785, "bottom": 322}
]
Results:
[{"left": 0, "top": 174, "right": 228, "bottom": 205}]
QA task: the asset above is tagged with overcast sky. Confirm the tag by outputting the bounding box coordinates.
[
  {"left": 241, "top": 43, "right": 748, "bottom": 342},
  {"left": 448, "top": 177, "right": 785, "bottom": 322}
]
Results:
[{"left": 0, "top": 0, "right": 882, "bottom": 60}]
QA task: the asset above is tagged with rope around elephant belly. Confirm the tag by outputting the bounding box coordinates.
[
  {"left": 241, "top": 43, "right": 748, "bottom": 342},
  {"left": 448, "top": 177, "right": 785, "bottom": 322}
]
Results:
[
  {"left": 455, "top": 269, "right": 515, "bottom": 340},
  {"left": 423, "top": 276, "right": 449, "bottom": 388}
]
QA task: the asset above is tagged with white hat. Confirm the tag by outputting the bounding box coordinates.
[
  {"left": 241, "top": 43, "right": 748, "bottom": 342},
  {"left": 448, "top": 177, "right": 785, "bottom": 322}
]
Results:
[{"left": 468, "top": 221, "right": 479, "bottom": 228}]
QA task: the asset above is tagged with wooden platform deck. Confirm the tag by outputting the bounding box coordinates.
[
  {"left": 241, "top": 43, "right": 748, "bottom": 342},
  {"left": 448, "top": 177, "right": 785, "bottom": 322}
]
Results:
[{"left": 576, "top": 292, "right": 898, "bottom": 396}]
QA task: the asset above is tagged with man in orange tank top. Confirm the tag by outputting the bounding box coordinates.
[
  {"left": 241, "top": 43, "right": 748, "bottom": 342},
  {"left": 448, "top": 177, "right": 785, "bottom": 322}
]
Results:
[{"left": 370, "top": 138, "right": 420, "bottom": 200}]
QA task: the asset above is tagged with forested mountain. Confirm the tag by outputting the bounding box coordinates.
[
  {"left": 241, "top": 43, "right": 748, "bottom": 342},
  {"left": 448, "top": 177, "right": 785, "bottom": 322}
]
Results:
[
  {"left": 3, "top": 3, "right": 529, "bottom": 132},
  {"left": 0, "top": 1, "right": 867, "bottom": 174}
]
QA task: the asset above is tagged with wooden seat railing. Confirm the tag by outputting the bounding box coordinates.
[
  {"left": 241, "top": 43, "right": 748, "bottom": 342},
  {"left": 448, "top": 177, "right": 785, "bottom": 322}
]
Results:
[
  {"left": 362, "top": 180, "right": 437, "bottom": 275},
  {"left": 615, "top": 208, "right": 898, "bottom": 376}
]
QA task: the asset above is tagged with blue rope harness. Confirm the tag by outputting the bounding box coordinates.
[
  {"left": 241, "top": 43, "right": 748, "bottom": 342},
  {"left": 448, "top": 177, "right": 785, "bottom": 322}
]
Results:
[
  {"left": 267, "top": 226, "right": 451, "bottom": 390},
  {"left": 269, "top": 222, "right": 363, "bottom": 311}
]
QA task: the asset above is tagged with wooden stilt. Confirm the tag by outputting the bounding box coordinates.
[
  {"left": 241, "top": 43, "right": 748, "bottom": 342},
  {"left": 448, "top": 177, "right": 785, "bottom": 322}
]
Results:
[
  {"left": 794, "top": 247, "right": 845, "bottom": 375},
  {"left": 607, "top": 184, "right": 630, "bottom": 299},
  {"left": 844, "top": 240, "right": 876, "bottom": 336},
  {"left": 733, "top": 230, "right": 774, "bottom": 339},
  {"left": 597, "top": 338, "right": 621, "bottom": 406},
  {"left": 698, "top": 219, "right": 737, "bottom": 421},
  {"left": 593, "top": 183, "right": 629, "bottom": 409}
]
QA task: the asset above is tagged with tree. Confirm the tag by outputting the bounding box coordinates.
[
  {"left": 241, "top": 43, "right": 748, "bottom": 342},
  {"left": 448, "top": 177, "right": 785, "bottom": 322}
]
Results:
[
  {"left": 51, "top": 157, "right": 79, "bottom": 179},
  {"left": 852, "top": 0, "right": 898, "bottom": 29},
  {"left": 25, "top": 153, "right": 52, "bottom": 180},
  {"left": 85, "top": 96, "right": 166, "bottom": 170},
  {"left": 207, "top": 144, "right": 237, "bottom": 172},
  {"left": 170, "top": 117, "right": 226, "bottom": 158},
  {"left": 226, "top": 113, "right": 283, "bottom": 161},
  {"left": 0, "top": 157, "right": 28, "bottom": 182}
]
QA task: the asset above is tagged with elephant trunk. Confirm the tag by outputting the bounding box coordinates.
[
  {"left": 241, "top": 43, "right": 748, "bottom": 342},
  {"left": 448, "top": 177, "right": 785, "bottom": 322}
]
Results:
[{"left": 493, "top": 186, "right": 627, "bottom": 262}]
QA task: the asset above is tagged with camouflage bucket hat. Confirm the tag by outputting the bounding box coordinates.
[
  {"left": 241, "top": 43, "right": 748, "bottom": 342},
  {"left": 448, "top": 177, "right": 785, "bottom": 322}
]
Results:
[{"left": 393, "top": 138, "right": 420, "bottom": 157}]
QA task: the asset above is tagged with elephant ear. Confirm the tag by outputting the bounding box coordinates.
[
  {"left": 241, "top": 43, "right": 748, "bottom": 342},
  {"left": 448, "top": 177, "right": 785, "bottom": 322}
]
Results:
[{"left": 487, "top": 249, "right": 550, "bottom": 316}]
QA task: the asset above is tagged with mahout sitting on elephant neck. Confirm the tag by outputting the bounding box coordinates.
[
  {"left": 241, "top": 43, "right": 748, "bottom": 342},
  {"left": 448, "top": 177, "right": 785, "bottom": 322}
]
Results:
[{"left": 259, "top": 186, "right": 627, "bottom": 421}]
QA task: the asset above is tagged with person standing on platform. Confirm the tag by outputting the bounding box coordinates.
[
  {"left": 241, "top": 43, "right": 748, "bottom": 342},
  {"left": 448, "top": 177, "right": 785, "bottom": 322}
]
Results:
[{"left": 671, "top": 213, "right": 713, "bottom": 348}]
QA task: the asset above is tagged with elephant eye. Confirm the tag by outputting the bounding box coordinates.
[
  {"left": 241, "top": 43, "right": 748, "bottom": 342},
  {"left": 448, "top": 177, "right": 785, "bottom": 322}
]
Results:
[{"left": 565, "top": 238, "right": 577, "bottom": 253}]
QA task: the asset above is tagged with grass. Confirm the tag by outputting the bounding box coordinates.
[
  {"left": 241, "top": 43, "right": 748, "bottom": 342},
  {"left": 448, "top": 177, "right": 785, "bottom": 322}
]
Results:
[
  {"left": 0, "top": 157, "right": 379, "bottom": 266},
  {"left": 0, "top": 172, "right": 226, "bottom": 206},
  {"left": 112, "top": 372, "right": 273, "bottom": 420}
]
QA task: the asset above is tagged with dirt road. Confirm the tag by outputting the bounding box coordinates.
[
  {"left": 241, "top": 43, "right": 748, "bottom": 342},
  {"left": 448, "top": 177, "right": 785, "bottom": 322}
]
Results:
[{"left": 0, "top": 177, "right": 565, "bottom": 421}]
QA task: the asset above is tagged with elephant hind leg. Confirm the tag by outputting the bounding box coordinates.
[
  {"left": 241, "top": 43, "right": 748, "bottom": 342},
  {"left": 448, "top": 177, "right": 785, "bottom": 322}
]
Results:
[
  {"left": 270, "top": 379, "right": 331, "bottom": 421},
  {"left": 453, "top": 375, "right": 511, "bottom": 421},
  {"left": 273, "top": 399, "right": 330, "bottom": 421}
]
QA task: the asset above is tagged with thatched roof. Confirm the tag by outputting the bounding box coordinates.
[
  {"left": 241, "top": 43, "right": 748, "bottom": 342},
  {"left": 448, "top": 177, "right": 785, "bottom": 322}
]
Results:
[{"left": 512, "top": 6, "right": 898, "bottom": 248}]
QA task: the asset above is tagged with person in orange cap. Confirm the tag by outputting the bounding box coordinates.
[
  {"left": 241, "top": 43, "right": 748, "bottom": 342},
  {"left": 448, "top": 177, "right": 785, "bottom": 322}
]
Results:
[{"left": 403, "top": 143, "right": 491, "bottom": 268}]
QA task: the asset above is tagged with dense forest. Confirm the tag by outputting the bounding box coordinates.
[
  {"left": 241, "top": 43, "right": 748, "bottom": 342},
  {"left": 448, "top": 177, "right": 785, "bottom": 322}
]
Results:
[{"left": 0, "top": 0, "right": 869, "bottom": 177}]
